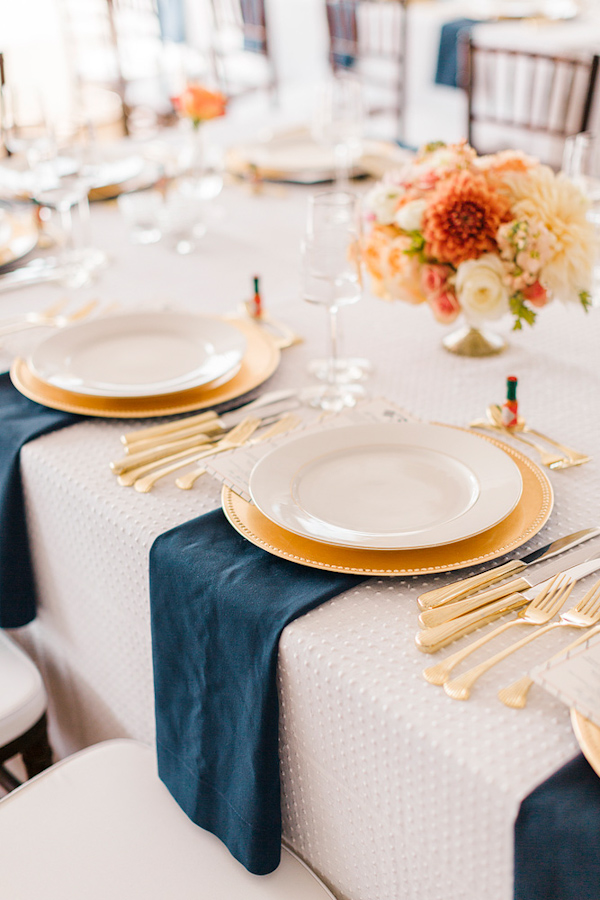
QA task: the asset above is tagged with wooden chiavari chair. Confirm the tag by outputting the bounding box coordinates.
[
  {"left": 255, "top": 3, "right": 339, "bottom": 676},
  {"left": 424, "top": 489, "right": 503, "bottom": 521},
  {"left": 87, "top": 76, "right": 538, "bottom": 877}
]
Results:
[
  {"left": 463, "top": 38, "right": 600, "bottom": 169},
  {"left": 324, "top": 0, "right": 408, "bottom": 142},
  {"left": 208, "top": 0, "right": 277, "bottom": 103}
]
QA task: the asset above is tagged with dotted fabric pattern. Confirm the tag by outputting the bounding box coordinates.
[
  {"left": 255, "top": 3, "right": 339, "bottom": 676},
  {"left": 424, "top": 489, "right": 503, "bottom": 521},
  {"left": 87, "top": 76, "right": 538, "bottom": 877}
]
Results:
[{"left": 7, "top": 192, "right": 600, "bottom": 900}]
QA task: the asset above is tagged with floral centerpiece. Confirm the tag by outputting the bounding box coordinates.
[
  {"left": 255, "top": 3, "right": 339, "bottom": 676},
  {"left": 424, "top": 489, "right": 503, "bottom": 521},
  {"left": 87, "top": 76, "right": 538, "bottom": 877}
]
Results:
[
  {"left": 170, "top": 83, "right": 228, "bottom": 197},
  {"left": 172, "top": 83, "right": 227, "bottom": 128},
  {"left": 362, "top": 141, "right": 595, "bottom": 353}
]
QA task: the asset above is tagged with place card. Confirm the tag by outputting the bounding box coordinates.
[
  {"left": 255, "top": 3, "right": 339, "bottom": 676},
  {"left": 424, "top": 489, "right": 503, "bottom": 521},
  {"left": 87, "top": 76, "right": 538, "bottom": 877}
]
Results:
[
  {"left": 532, "top": 633, "right": 600, "bottom": 727},
  {"left": 205, "top": 396, "right": 416, "bottom": 501}
]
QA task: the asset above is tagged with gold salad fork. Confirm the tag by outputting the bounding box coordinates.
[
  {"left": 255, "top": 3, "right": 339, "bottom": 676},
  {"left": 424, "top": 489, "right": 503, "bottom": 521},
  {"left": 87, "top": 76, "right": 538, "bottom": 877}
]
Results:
[
  {"left": 423, "top": 575, "right": 573, "bottom": 686},
  {"left": 132, "top": 416, "right": 261, "bottom": 493},
  {"left": 498, "top": 622, "right": 600, "bottom": 709},
  {"left": 0, "top": 298, "right": 100, "bottom": 336},
  {"left": 444, "top": 577, "right": 600, "bottom": 700},
  {"left": 175, "top": 412, "right": 301, "bottom": 490},
  {"left": 487, "top": 404, "right": 590, "bottom": 468},
  {"left": 470, "top": 415, "right": 566, "bottom": 468}
]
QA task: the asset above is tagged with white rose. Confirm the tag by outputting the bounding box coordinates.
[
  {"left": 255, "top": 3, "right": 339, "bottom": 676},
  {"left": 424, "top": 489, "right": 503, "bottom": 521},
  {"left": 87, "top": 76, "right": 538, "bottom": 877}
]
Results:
[
  {"left": 455, "top": 254, "right": 510, "bottom": 325},
  {"left": 394, "top": 198, "right": 427, "bottom": 233},
  {"left": 365, "top": 184, "right": 404, "bottom": 226}
]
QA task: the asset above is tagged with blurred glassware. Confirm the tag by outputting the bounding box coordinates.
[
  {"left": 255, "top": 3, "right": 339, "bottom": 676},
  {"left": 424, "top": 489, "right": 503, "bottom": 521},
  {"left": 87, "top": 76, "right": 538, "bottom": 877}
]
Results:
[
  {"left": 563, "top": 131, "right": 600, "bottom": 305},
  {"left": 117, "top": 190, "right": 163, "bottom": 245},
  {"left": 157, "top": 182, "right": 204, "bottom": 255},
  {"left": 0, "top": 85, "right": 56, "bottom": 170},
  {"left": 312, "top": 74, "right": 364, "bottom": 187},
  {"left": 301, "top": 190, "right": 366, "bottom": 411},
  {"left": 33, "top": 163, "right": 106, "bottom": 288}
]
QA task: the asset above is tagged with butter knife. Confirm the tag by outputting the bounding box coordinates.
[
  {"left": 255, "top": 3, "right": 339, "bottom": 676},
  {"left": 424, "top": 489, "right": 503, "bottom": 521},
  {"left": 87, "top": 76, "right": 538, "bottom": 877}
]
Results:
[
  {"left": 419, "top": 539, "right": 600, "bottom": 629},
  {"left": 417, "top": 527, "right": 600, "bottom": 610},
  {"left": 416, "top": 554, "right": 600, "bottom": 653}
]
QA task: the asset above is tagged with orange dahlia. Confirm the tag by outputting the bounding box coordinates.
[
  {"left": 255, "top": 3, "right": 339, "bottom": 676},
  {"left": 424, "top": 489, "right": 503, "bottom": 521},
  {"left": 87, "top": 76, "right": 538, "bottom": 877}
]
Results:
[{"left": 422, "top": 170, "right": 511, "bottom": 267}]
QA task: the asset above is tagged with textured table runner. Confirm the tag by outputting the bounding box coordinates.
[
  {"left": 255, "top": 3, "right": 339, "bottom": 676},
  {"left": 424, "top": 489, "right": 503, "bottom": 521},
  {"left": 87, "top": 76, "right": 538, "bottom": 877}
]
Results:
[
  {"left": 149, "top": 508, "right": 366, "bottom": 874},
  {"left": 514, "top": 752, "right": 600, "bottom": 899},
  {"left": 0, "top": 373, "right": 80, "bottom": 627}
]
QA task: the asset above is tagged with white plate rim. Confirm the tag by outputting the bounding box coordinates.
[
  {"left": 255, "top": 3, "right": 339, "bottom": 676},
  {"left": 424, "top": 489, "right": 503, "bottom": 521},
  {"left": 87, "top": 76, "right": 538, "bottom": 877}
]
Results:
[
  {"left": 249, "top": 422, "right": 523, "bottom": 550},
  {"left": 28, "top": 311, "right": 247, "bottom": 398}
]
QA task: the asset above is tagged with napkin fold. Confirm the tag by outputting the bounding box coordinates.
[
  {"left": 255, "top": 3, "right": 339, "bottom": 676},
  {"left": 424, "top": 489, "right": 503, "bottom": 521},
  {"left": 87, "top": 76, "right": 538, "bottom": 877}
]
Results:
[
  {"left": 0, "top": 373, "right": 81, "bottom": 627},
  {"left": 514, "top": 752, "right": 600, "bottom": 900},
  {"left": 435, "top": 19, "right": 482, "bottom": 87},
  {"left": 149, "top": 508, "right": 366, "bottom": 874}
]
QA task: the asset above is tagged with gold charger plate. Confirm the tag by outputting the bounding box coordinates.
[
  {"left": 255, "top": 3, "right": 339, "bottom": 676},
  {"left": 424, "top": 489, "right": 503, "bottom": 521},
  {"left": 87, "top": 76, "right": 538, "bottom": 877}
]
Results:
[
  {"left": 0, "top": 215, "right": 37, "bottom": 270},
  {"left": 10, "top": 318, "right": 280, "bottom": 418},
  {"left": 571, "top": 709, "right": 600, "bottom": 778},
  {"left": 222, "top": 430, "right": 553, "bottom": 576}
]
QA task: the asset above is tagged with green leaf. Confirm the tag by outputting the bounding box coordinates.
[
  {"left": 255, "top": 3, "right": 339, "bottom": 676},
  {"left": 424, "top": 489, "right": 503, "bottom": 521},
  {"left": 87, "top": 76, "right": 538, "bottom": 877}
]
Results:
[
  {"left": 423, "top": 141, "right": 446, "bottom": 154},
  {"left": 580, "top": 290, "right": 592, "bottom": 312},
  {"left": 509, "top": 293, "right": 537, "bottom": 331}
]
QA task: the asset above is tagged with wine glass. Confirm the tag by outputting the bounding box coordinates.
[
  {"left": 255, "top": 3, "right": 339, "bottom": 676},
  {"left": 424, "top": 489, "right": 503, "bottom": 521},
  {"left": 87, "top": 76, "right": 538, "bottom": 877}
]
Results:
[
  {"left": 33, "top": 158, "right": 107, "bottom": 288},
  {"left": 301, "top": 191, "right": 366, "bottom": 411},
  {"left": 312, "top": 74, "right": 364, "bottom": 187},
  {"left": 563, "top": 131, "right": 600, "bottom": 304},
  {"left": 0, "top": 85, "right": 56, "bottom": 170}
]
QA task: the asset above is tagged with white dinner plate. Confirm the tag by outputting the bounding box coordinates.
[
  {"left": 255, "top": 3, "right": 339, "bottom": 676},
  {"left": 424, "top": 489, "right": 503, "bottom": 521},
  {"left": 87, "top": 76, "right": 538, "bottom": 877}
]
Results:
[
  {"left": 83, "top": 154, "right": 145, "bottom": 189},
  {"left": 28, "top": 311, "right": 247, "bottom": 398},
  {"left": 249, "top": 423, "right": 523, "bottom": 550}
]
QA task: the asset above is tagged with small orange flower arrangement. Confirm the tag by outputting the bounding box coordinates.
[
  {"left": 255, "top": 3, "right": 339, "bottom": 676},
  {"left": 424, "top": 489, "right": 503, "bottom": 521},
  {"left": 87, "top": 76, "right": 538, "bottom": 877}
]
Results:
[
  {"left": 363, "top": 141, "right": 594, "bottom": 329},
  {"left": 173, "top": 83, "right": 227, "bottom": 128}
]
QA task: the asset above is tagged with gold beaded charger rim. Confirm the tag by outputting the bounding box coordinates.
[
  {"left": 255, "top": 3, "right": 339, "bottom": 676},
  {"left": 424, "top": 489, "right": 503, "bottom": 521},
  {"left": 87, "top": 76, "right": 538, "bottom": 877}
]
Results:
[
  {"left": 222, "top": 428, "right": 554, "bottom": 576},
  {"left": 10, "top": 317, "right": 280, "bottom": 418},
  {"left": 570, "top": 709, "right": 600, "bottom": 779}
]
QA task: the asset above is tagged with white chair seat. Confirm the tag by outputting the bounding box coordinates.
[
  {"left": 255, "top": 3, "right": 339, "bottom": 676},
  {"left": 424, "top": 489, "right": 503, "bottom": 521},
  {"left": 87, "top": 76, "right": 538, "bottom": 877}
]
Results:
[
  {"left": 0, "top": 630, "right": 46, "bottom": 747},
  {"left": 0, "top": 739, "right": 337, "bottom": 900}
]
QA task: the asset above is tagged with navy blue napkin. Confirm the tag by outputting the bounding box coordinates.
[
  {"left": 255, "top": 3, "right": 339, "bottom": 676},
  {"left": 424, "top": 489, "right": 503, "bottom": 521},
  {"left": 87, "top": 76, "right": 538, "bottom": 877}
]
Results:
[
  {"left": 0, "top": 373, "right": 80, "bottom": 627},
  {"left": 514, "top": 752, "right": 600, "bottom": 899},
  {"left": 150, "top": 508, "right": 366, "bottom": 874},
  {"left": 435, "top": 19, "right": 482, "bottom": 87}
]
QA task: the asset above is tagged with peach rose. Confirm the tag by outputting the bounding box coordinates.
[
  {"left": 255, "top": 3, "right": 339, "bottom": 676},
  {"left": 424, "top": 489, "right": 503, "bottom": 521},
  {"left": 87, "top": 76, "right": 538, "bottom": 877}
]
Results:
[
  {"left": 421, "top": 264, "right": 450, "bottom": 297},
  {"left": 362, "top": 227, "right": 389, "bottom": 282},
  {"left": 384, "top": 237, "right": 427, "bottom": 305},
  {"left": 176, "top": 84, "right": 227, "bottom": 125},
  {"left": 522, "top": 280, "right": 549, "bottom": 308},
  {"left": 428, "top": 289, "right": 461, "bottom": 324}
]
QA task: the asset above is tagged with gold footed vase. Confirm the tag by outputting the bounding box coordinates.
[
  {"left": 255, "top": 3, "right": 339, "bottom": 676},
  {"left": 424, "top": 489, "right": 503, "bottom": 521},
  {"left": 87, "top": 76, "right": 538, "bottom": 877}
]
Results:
[{"left": 442, "top": 324, "right": 506, "bottom": 357}]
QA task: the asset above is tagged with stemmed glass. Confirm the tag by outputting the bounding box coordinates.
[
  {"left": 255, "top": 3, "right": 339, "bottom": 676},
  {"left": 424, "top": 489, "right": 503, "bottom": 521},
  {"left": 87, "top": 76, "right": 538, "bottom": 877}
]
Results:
[
  {"left": 0, "top": 85, "right": 56, "bottom": 171},
  {"left": 33, "top": 156, "right": 107, "bottom": 288},
  {"left": 301, "top": 191, "right": 366, "bottom": 411},
  {"left": 562, "top": 131, "right": 600, "bottom": 304},
  {"left": 312, "top": 74, "right": 364, "bottom": 187}
]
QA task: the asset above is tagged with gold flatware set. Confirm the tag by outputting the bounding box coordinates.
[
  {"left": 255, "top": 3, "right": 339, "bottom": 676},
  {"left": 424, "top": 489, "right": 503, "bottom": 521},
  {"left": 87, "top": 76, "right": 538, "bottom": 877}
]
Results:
[
  {"left": 470, "top": 404, "right": 590, "bottom": 470},
  {"left": 110, "top": 393, "right": 302, "bottom": 493},
  {"left": 418, "top": 549, "right": 600, "bottom": 706}
]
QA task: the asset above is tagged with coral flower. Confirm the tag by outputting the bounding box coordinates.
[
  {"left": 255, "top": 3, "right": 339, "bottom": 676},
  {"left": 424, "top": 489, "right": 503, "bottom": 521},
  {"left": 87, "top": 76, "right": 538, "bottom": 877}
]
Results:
[
  {"left": 174, "top": 84, "right": 227, "bottom": 126},
  {"left": 422, "top": 171, "right": 511, "bottom": 266}
]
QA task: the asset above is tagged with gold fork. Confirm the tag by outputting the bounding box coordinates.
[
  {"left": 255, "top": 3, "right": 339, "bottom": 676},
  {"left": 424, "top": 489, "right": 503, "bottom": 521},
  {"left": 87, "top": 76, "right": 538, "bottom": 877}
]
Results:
[
  {"left": 444, "top": 577, "right": 600, "bottom": 700},
  {"left": 423, "top": 575, "right": 573, "bottom": 686},
  {"left": 0, "top": 298, "right": 99, "bottom": 336},
  {"left": 470, "top": 418, "right": 566, "bottom": 468},
  {"left": 487, "top": 405, "right": 590, "bottom": 468},
  {"left": 174, "top": 412, "right": 301, "bottom": 490},
  {"left": 132, "top": 416, "right": 261, "bottom": 493},
  {"left": 498, "top": 622, "right": 600, "bottom": 709}
]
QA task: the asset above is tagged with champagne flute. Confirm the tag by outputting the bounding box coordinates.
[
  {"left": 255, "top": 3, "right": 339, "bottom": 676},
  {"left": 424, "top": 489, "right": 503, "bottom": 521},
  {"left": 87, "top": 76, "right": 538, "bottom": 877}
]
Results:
[
  {"left": 563, "top": 131, "right": 600, "bottom": 305},
  {"left": 301, "top": 191, "right": 366, "bottom": 411},
  {"left": 312, "top": 74, "right": 364, "bottom": 187}
]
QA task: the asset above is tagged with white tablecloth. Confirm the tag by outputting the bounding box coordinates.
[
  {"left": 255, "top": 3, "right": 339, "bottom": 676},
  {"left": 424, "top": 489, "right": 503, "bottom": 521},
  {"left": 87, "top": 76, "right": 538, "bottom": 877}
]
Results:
[{"left": 3, "top": 179, "right": 600, "bottom": 900}]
